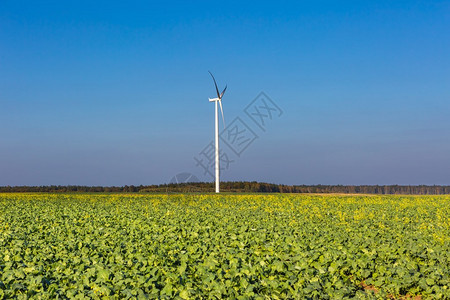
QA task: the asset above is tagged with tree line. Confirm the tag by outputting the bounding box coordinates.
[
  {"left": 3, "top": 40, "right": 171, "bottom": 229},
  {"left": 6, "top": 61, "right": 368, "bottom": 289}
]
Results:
[{"left": 1, "top": 182, "right": 449, "bottom": 194}]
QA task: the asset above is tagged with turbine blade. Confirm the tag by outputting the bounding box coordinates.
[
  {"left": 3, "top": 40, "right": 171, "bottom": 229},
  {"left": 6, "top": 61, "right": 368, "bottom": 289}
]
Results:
[
  {"left": 219, "top": 99, "right": 225, "bottom": 128},
  {"left": 208, "top": 71, "right": 220, "bottom": 98},
  {"left": 220, "top": 85, "right": 227, "bottom": 99}
]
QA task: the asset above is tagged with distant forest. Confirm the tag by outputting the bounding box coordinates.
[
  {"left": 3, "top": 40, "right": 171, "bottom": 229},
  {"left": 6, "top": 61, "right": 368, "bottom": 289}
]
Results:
[{"left": 1, "top": 182, "right": 449, "bottom": 194}]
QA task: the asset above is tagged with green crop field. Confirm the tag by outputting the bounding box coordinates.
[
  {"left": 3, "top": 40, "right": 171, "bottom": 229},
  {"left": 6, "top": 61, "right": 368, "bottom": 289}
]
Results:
[{"left": 0, "top": 193, "right": 449, "bottom": 299}]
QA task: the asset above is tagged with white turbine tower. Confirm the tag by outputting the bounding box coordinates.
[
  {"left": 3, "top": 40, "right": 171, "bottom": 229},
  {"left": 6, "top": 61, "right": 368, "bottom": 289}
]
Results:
[{"left": 208, "top": 71, "right": 227, "bottom": 193}]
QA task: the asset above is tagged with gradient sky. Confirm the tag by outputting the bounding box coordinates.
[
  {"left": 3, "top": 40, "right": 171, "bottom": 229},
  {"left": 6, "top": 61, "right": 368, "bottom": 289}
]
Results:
[{"left": 1, "top": 0, "right": 449, "bottom": 186}]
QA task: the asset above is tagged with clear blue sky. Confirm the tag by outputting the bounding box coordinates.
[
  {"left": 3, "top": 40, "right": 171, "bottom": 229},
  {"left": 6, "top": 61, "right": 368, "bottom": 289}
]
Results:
[{"left": 1, "top": 0, "right": 449, "bottom": 186}]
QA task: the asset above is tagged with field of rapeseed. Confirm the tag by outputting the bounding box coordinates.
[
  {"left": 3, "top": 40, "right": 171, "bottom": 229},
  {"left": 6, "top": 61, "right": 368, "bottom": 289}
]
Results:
[{"left": 0, "top": 193, "right": 449, "bottom": 299}]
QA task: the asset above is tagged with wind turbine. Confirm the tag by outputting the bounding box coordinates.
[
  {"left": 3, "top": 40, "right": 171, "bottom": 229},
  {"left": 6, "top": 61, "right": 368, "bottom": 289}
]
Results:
[{"left": 208, "top": 71, "right": 227, "bottom": 193}]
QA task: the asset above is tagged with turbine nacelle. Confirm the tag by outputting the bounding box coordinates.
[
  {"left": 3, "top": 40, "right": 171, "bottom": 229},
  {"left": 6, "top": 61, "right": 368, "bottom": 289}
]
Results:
[{"left": 208, "top": 97, "right": 220, "bottom": 102}]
